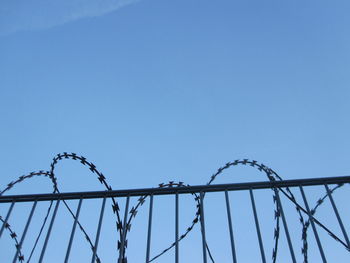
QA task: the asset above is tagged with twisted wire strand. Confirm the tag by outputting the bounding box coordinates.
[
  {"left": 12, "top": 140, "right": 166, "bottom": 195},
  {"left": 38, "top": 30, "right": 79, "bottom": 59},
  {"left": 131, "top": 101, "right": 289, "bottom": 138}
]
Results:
[
  {"left": 242, "top": 163, "right": 349, "bottom": 262},
  {"left": 0, "top": 171, "right": 101, "bottom": 263},
  {"left": 278, "top": 187, "right": 349, "bottom": 248},
  {"left": 49, "top": 153, "right": 124, "bottom": 262},
  {"left": 1, "top": 171, "right": 102, "bottom": 263},
  {"left": 143, "top": 183, "right": 214, "bottom": 262},
  {"left": 125, "top": 159, "right": 283, "bottom": 262},
  {"left": 205, "top": 160, "right": 282, "bottom": 262},
  {"left": 0, "top": 154, "right": 112, "bottom": 263},
  {"left": 0, "top": 153, "right": 349, "bottom": 263},
  {"left": 0, "top": 216, "right": 24, "bottom": 261},
  {"left": 27, "top": 199, "right": 53, "bottom": 262},
  {"left": 0, "top": 171, "right": 49, "bottom": 262},
  {"left": 298, "top": 183, "right": 350, "bottom": 258}
]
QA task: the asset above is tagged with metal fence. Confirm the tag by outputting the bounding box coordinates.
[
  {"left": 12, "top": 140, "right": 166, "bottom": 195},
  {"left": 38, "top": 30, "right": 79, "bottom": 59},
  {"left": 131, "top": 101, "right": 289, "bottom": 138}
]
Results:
[
  {"left": 1, "top": 153, "right": 350, "bottom": 262},
  {"left": 1, "top": 176, "right": 350, "bottom": 263}
]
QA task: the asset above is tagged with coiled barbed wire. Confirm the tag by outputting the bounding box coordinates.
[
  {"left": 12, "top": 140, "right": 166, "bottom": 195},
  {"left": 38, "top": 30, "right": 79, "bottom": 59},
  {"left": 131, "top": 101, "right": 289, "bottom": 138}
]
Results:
[{"left": 0, "top": 153, "right": 349, "bottom": 262}]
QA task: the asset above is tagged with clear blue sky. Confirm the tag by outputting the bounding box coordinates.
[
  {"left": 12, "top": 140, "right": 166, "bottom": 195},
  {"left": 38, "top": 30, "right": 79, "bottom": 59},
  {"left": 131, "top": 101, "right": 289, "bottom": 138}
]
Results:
[{"left": 1, "top": 0, "right": 350, "bottom": 262}]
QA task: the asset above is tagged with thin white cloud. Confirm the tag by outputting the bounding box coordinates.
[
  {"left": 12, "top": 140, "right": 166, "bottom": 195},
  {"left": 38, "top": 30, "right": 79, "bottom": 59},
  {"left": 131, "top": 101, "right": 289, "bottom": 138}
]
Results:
[{"left": 0, "top": 0, "right": 139, "bottom": 36}]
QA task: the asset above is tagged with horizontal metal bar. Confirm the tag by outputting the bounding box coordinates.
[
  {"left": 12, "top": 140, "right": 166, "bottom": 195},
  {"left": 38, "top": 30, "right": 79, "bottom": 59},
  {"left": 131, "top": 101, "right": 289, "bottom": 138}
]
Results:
[{"left": 0, "top": 175, "right": 349, "bottom": 203}]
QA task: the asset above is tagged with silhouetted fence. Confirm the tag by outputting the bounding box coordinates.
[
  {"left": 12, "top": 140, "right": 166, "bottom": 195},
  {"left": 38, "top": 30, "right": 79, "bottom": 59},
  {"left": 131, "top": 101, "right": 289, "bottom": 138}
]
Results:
[{"left": 1, "top": 175, "right": 350, "bottom": 263}]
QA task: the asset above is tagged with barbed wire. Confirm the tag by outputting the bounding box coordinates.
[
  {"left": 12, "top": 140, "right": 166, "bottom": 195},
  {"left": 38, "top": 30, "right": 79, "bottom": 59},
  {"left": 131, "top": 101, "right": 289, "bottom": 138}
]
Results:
[
  {"left": 0, "top": 216, "right": 24, "bottom": 261},
  {"left": 0, "top": 153, "right": 349, "bottom": 263}
]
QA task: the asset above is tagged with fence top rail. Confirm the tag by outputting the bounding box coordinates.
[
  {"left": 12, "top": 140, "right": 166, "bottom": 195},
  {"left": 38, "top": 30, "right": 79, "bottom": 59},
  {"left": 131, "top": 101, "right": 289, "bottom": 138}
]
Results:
[{"left": 1, "top": 175, "right": 349, "bottom": 203}]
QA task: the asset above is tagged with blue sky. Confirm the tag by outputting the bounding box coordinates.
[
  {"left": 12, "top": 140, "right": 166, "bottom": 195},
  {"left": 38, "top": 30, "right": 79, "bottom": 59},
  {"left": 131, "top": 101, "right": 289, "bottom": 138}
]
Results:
[{"left": 1, "top": 0, "right": 350, "bottom": 262}]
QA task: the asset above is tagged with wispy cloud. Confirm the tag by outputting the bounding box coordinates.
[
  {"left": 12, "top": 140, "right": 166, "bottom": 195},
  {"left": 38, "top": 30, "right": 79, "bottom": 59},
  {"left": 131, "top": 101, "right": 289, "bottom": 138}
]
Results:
[{"left": 0, "top": 0, "right": 139, "bottom": 36}]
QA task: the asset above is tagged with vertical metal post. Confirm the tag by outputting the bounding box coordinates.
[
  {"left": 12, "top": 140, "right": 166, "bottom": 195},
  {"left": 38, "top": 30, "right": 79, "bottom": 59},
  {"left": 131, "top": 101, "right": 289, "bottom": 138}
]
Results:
[
  {"left": 224, "top": 190, "right": 237, "bottom": 263},
  {"left": 273, "top": 189, "right": 296, "bottom": 263},
  {"left": 299, "top": 186, "right": 327, "bottom": 263},
  {"left": 199, "top": 192, "right": 207, "bottom": 263},
  {"left": 175, "top": 192, "right": 179, "bottom": 263},
  {"left": 91, "top": 197, "right": 106, "bottom": 263},
  {"left": 118, "top": 196, "right": 130, "bottom": 263},
  {"left": 145, "top": 194, "right": 154, "bottom": 263},
  {"left": 325, "top": 184, "right": 350, "bottom": 248},
  {"left": 0, "top": 201, "right": 15, "bottom": 238},
  {"left": 38, "top": 199, "right": 60, "bottom": 263},
  {"left": 249, "top": 188, "right": 266, "bottom": 263},
  {"left": 65, "top": 198, "right": 83, "bottom": 263},
  {"left": 12, "top": 200, "right": 37, "bottom": 263}
]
